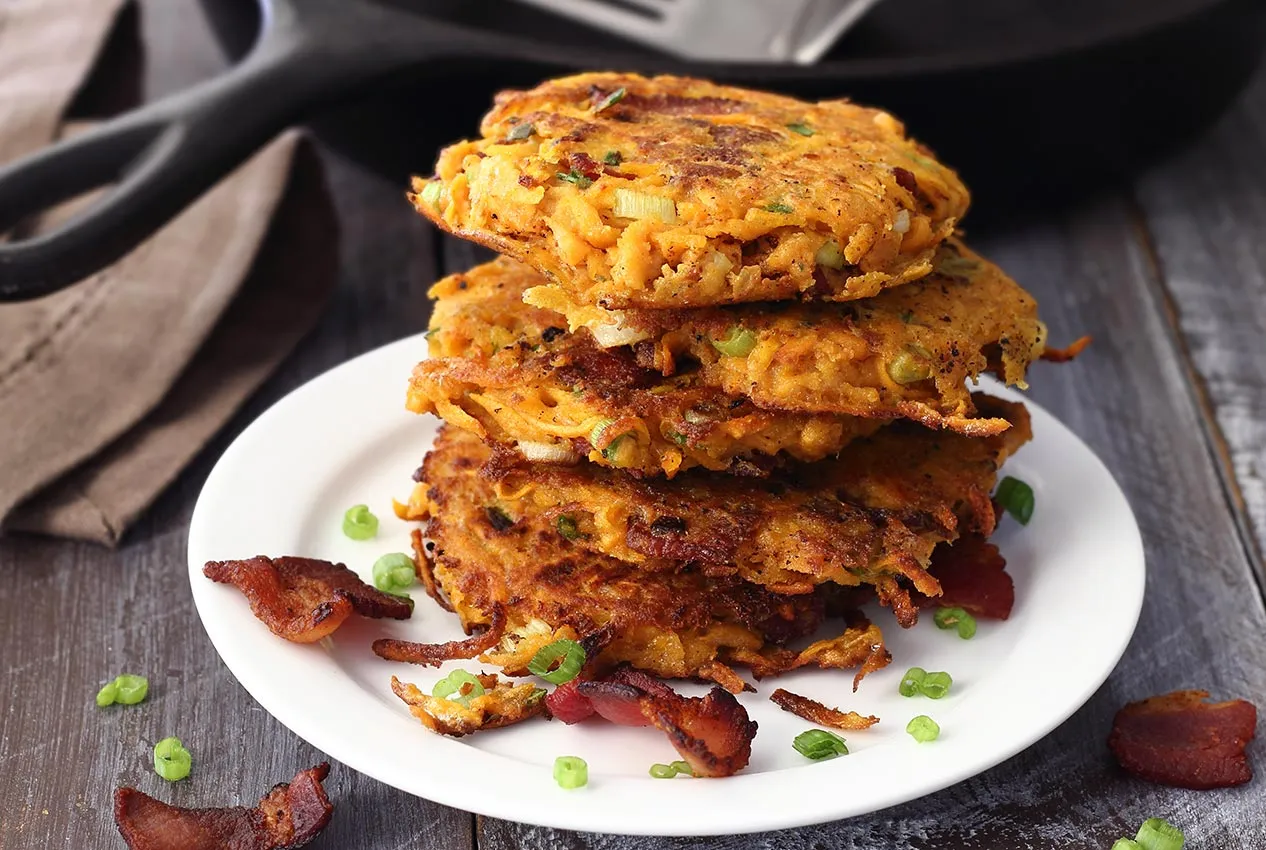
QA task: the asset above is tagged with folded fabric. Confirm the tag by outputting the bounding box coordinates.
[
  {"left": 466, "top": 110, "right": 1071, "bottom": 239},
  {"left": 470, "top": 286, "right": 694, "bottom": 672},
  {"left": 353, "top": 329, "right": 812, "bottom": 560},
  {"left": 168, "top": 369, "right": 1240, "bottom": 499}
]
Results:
[{"left": 0, "top": 1, "right": 339, "bottom": 544}]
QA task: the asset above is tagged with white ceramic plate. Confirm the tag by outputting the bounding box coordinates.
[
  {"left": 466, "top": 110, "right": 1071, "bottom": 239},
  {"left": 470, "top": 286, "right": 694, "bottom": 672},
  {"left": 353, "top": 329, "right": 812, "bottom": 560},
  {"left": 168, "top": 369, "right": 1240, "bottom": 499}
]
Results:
[{"left": 188, "top": 335, "right": 1145, "bottom": 837}]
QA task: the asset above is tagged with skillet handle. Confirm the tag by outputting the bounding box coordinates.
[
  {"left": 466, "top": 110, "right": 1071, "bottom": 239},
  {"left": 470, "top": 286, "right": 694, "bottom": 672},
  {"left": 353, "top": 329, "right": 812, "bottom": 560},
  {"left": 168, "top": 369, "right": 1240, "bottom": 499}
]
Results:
[{"left": 0, "top": 0, "right": 451, "bottom": 301}]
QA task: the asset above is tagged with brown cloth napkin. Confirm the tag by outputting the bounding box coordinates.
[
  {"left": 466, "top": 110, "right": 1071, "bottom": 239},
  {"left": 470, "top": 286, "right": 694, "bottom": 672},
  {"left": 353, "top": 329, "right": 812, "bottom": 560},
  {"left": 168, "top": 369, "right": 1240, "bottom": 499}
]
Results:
[{"left": 0, "top": 1, "right": 339, "bottom": 544}]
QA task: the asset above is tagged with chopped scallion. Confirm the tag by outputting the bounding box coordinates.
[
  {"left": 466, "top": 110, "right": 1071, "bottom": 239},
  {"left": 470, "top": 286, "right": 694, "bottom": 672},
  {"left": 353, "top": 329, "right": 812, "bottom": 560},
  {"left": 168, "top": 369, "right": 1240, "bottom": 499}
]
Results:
[
  {"left": 920, "top": 671, "right": 953, "bottom": 700},
  {"left": 419, "top": 180, "right": 444, "bottom": 208},
  {"left": 603, "top": 151, "right": 622, "bottom": 166},
  {"left": 669, "top": 760, "right": 692, "bottom": 776},
  {"left": 613, "top": 188, "right": 677, "bottom": 223},
  {"left": 593, "top": 87, "right": 627, "bottom": 113},
  {"left": 793, "top": 729, "right": 848, "bottom": 760},
  {"left": 372, "top": 553, "right": 415, "bottom": 596},
  {"left": 1112, "top": 841, "right": 1144, "bottom": 850},
  {"left": 153, "top": 737, "right": 192, "bottom": 782},
  {"left": 906, "top": 715, "right": 940, "bottom": 742},
  {"left": 557, "top": 170, "right": 593, "bottom": 189},
  {"left": 342, "top": 504, "right": 379, "bottom": 540},
  {"left": 557, "top": 515, "right": 581, "bottom": 541},
  {"left": 787, "top": 122, "right": 815, "bottom": 136},
  {"left": 887, "top": 350, "right": 931, "bottom": 384},
  {"left": 528, "top": 639, "right": 586, "bottom": 684},
  {"left": 815, "top": 239, "right": 846, "bottom": 270},
  {"left": 649, "top": 763, "right": 677, "bottom": 779},
  {"left": 899, "top": 667, "right": 926, "bottom": 697},
  {"left": 96, "top": 682, "right": 119, "bottom": 707},
  {"left": 933, "top": 607, "right": 977, "bottom": 640},
  {"left": 1135, "top": 818, "right": 1184, "bottom": 850},
  {"left": 506, "top": 122, "right": 535, "bottom": 142},
  {"left": 995, "top": 476, "right": 1035, "bottom": 525},
  {"left": 554, "top": 755, "right": 588, "bottom": 789},
  {"left": 711, "top": 326, "right": 757, "bottom": 357},
  {"left": 667, "top": 430, "right": 689, "bottom": 447},
  {"left": 113, "top": 674, "right": 149, "bottom": 705},
  {"left": 763, "top": 202, "right": 794, "bottom": 214},
  {"left": 432, "top": 669, "right": 486, "bottom": 707}
]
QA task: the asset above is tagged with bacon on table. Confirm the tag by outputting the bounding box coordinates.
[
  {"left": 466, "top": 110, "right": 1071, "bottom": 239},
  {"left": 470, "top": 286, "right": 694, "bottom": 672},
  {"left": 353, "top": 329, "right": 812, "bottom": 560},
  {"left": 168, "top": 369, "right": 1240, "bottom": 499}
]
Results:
[
  {"left": 114, "top": 763, "right": 333, "bottom": 850},
  {"left": 204, "top": 556, "right": 412, "bottom": 643},
  {"left": 1108, "top": 689, "right": 1257, "bottom": 789},
  {"left": 391, "top": 673, "right": 545, "bottom": 737},
  {"left": 769, "top": 688, "right": 879, "bottom": 731},
  {"left": 555, "top": 669, "right": 757, "bottom": 777},
  {"left": 915, "top": 534, "right": 1015, "bottom": 620}
]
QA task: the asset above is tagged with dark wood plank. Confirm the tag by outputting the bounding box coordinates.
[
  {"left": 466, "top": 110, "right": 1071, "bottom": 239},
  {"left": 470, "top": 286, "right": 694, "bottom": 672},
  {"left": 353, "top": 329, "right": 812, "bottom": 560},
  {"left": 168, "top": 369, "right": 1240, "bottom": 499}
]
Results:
[
  {"left": 0, "top": 2, "right": 469, "bottom": 848},
  {"left": 1132, "top": 70, "right": 1266, "bottom": 579},
  {"left": 468, "top": 179, "right": 1266, "bottom": 847}
]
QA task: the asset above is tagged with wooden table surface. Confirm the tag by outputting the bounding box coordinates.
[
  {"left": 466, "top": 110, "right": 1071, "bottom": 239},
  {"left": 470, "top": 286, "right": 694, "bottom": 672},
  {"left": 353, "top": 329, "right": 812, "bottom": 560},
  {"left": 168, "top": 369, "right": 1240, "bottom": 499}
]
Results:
[{"left": 3, "top": 4, "right": 1265, "bottom": 848}]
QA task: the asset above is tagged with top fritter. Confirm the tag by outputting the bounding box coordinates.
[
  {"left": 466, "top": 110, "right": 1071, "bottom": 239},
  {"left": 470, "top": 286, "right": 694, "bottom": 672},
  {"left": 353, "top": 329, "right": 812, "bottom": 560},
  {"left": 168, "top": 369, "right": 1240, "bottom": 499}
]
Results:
[{"left": 410, "top": 72, "right": 971, "bottom": 309}]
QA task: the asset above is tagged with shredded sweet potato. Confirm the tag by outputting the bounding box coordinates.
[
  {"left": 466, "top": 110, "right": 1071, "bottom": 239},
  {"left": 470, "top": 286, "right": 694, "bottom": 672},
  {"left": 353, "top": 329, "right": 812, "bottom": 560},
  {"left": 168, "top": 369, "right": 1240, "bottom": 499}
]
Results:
[
  {"left": 769, "top": 688, "right": 878, "bottom": 731},
  {"left": 373, "top": 604, "right": 506, "bottom": 666}
]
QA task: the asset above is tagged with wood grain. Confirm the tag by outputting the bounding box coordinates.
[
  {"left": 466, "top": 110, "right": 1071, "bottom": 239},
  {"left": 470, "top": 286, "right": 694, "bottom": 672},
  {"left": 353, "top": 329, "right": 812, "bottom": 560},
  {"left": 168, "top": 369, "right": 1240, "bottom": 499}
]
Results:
[{"left": 1132, "top": 70, "right": 1266, "bottom": 580}]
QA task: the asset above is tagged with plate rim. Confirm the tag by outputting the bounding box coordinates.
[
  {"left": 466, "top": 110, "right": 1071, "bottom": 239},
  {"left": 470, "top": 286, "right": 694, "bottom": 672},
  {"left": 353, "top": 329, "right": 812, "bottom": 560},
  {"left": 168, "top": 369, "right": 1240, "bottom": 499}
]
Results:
[{"left": 188, "top": 333, "right": 1146, "bottom": 836}]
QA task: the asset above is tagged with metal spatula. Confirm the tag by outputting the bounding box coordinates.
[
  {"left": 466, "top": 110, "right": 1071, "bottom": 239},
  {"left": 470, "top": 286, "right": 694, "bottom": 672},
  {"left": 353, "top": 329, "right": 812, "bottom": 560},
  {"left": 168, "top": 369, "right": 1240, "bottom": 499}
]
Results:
[{"left": 514, "top": 0, "right": 883, "bottom": 64}]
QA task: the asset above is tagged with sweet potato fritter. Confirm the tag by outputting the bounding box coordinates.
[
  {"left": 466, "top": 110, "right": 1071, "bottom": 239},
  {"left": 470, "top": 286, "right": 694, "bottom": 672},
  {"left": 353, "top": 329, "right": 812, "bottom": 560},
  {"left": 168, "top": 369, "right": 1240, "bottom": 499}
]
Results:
[
  {"left": 769, "top": 688, "right": 879, "bottom": 731},
  {"left": 114, "top": 763, "right": 333, "bottom": 850},
  {"left": 528, "top": 239, "right": 1047, "bottom": 434},
  {"left": 408, "top": 397, "right": 1030, "bottom": 626},
  {"left": 390, "top": 674, "right": 545, "bottom": 737},
  {"left": 411, "top": 257, "right": 882, "bottom": 478},
  {"left": 412, "top": 72, "right": 969, "bottom": 309},
  {"left": 203, "top": 556, "right": 412, "bottom": 643},
  {"left": 408, "top": 425, "right": 888, "bottom": 684},
  {"left": 1109, "top": 690, "right": 1257, "bottom": 789}
]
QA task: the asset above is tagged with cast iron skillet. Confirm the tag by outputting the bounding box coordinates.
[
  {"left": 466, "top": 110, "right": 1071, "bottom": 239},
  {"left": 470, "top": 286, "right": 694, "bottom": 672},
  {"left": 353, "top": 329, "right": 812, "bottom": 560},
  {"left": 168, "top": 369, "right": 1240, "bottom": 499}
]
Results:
[{"left": 0, "top": 0, "right": 1262, "bottom": 300}]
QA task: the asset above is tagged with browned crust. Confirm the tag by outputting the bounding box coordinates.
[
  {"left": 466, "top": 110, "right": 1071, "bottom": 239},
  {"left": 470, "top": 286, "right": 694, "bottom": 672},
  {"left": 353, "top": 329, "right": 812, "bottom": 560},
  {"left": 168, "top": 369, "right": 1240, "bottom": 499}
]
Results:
[
  {"left": 769, "top": 688, "right": 879, "bottom": 730},
  {"left": 372, "top": 604, "right": 506, "bottom": 666}
]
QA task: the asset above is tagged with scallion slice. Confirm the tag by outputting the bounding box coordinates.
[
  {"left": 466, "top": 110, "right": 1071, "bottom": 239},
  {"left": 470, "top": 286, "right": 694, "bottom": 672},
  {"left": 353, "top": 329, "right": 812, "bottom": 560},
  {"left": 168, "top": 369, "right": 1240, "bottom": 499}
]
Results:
[
  {"left": 506, "top": 122, "right": 535, "bottom": 141},
  {"left": 1135, "top": 818, "right": 1184, "bottom": 850},
  {"left": 899, "top": 667, "right": 926, "bottom": 697},
  {"left": 995, "top": 476, "right": 1035, "bottom": 525},
  {"left": 342, "top": 504, "right": 379, "bottom": 540},
  {"left": 153, "top": 737, "right": 192, "bottom": 782},
  {"left": 372, "top": 553, "right": 415, "bottom": 596},
  {"left": 906, "top": 715, "right": 940, "bottom": 742},
  {"left": 113, "top": 674, "right": 149, "bottom": 705},
  {"left": 787, "top": 122, "right": 815, "bottom": 136},
  {"left": 96, "top": 682, "right": 119, "bottom": 707},
  {"left": 612, "top": 188, "right": 677, "bottom": 223},
  {"left": 793, "top": 729, "right": 848, "bottom": 760},
  {"left": 603, "top": 150, "right": 622, "bottom": 166},
  {"left": 711, "top": 327, "right": 757, "bottom": 357},
  {"left": 527, "top": 639, "right": 586, "bottom": 685},
  {"left": 815, "top": 239, "right": 846, "bottom": 270},
  {"left": 432, "top": 670, "right": 486, "bottom": 707},
  {"left": 557, "top": 170, "right": 593, "bottom": 189},
  {"left": 933, "top": 607, "right": 977, "bottom": 640},
  {"left": 649, "top": 763, "right": 677, "bottom": 779},
  {"left": 554, "top": 755, "right": 588, "bottom": 789},
  {"left": 920, "top": 671, "right": 953, "bottom": 700},
  {"left": 557, "top": 515, "right": 581, "bottom": 541},
  {"left": 764, "top": 202, "right": 794, "bottom": 214},
  {"left": 419, "top": 180, "right": 444, "bottom": 208},
  {"left": 669, "top": 760, "right": 692, "bottom": 776},
  {"left": 887, "top": 350, "right": 931, "bottom": 384},
  {"left": 1112, "top": 841, "right": 1144, "bottom": 850},
  {"left": 593, "top": 87, "right": 627, "bottom": 113}
]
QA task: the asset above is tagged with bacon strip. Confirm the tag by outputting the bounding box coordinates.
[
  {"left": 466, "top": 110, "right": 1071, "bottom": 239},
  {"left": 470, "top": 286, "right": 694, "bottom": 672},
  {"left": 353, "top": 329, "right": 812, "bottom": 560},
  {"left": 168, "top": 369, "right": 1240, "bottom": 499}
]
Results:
[
  {"left": 769, "top": 688, "right": 879, "bottom": 731},
  {"left": 568, "top": 669, "right": 757, "bottom": 777},
  {"left": 373, "top": 604, "right": 506, "bottom": 666},
  {"left": 391, "top": 674, "right": 545, "bottom": 737},
  {"left": 114, "top": 763, "right": 333, "bottom": 849},
  {"left": 1040, "top": 335, "right": 1092, "bottom": 363},
  {"left": 203, "top": 556, "right": 412, "bottom": 643},
  {"left": 916, "top": 535, "right": 1015, "bottom": 620},
  {"left": 1109, "top": 690, "right": 1257, "bottom": 789}
]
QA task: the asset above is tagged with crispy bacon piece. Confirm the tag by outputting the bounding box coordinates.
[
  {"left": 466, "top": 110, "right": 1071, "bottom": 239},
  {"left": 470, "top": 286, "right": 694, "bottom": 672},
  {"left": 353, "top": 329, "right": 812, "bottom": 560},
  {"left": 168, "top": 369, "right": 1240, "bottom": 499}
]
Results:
[
  {"left": 1040, "top": 335, "right": 1092, "bottom": 363},
  {"left": 391, "top": 673, "right": 545, "bottom": 737},
  {"left": 916, "top": 535, "right": 1015, "bottom": 620},
  {"left": 574, "top": 669, "right": 757, "bottom": 777},
  {"left": 545, "top": 678, "right": 595, "bottom": 724},
  {"left": 203, "top": 556, "right": 412, "bottom": 643},
  {"left": 769, "top": 688, "right": 879, "bottom": 731},
  {"left": 1108, "top": 690, "right": 1257, "bottom": 789},
  {"left": 114, "top": 763, "right": 333, "bottom": 850},
  {"left": 728, "top": 616, "right": 890, "bottom": 691},
  {"left": 373, "top": 605, "right": 506, "bottom": 667}
]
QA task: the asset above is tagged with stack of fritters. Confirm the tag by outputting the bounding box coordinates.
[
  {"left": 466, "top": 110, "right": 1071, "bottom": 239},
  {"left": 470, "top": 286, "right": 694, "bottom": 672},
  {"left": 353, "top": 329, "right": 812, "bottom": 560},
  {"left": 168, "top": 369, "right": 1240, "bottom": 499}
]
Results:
[{"left": 402, "top": 72, "right": 1044, "bottom": 690}]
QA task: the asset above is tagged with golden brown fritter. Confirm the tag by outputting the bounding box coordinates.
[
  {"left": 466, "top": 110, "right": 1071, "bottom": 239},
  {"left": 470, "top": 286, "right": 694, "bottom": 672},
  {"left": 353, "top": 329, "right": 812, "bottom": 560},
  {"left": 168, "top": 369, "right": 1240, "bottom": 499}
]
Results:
[
  {"left": 410, "top": 425, "right": 889, "bottom": 686},
  {"left": 526, "top": 239, "right": 1046, "bottom": 435},
  {"left": 406, "top": 398, "right": 1031, "bottom": 627},
  {"left": 411, "top": 257, "right": 883, "bottom": 478},
  {"left": 411, "top": 72, "right": 970, "bottom": 309}
]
